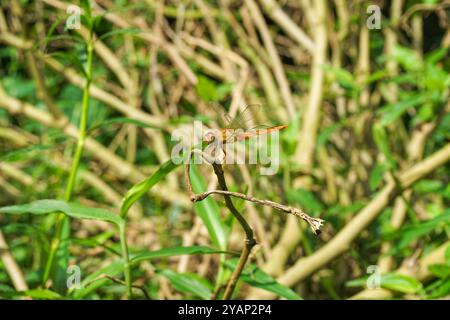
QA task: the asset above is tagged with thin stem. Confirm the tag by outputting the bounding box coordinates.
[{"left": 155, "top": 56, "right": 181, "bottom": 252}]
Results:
[
  {"left": 190, "top": 189, "right": 324, "bottom": 235},
  {"left": 42, "top": 34, "right": 94, "bottom": 285},
  {"left": 222, "top": 240, "right": 253, "bottom": 300},
  {"left": 211, "top": 163, "right": 256, "bottom": 300},
  {"left": 119, "top": 222, "right": 132, "bottom": 299},
  {"left": 184, "top": 149, "right": 323, "bottom": 299},
  {"left": 184, "top": 150, "right": 257, "bottom": 299},
  {"left": 211, "top": 163, "right": 255, "bottom": 241}
]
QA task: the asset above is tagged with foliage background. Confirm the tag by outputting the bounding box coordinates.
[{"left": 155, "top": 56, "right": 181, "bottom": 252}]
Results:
[{"left": 0, "top": 0, "right": 449, "bottom": 300}]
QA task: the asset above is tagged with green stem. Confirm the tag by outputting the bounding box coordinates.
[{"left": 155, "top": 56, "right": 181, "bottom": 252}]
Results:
[
  {"left": 119, "top": 222, "right": 132, "bottom": 299},
  {"left": 42, "top": 35, "right": 94, "bottom": 285}
]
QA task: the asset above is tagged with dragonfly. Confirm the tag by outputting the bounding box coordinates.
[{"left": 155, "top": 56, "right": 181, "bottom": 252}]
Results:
[{"left": 202, "top": 104, "right": 287, "bottom": 160}]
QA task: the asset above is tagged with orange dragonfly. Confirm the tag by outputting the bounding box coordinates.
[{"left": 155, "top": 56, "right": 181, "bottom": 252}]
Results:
[{"left": 203, "top": 103, "right": 287, "bottom": 147}]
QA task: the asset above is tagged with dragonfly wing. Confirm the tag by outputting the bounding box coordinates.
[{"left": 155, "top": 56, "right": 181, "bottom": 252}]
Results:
[
  {"left": 207, "top": 102, "right": 233, "bottom": 128},
  {"left": 228, "top": 104, "right": 262, "bottom": 130}
]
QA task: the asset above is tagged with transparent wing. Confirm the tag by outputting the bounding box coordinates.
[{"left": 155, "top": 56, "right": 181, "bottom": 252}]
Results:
[
  {"left": 228, "top": 104, "right": 262, "bottom": 130},
  {"left": 207, "top": 102, "right": 233, "bottom": 128}
]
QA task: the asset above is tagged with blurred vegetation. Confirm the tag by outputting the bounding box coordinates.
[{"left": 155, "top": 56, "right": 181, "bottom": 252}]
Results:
[{"left": 0, "top": 0, "right": 449, "bottom": 300}]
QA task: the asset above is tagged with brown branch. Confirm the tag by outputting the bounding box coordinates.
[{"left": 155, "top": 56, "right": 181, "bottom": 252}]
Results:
[
  {"left": 184, "top": 149, "right": 323, "bottom": 299},
  {"left": 184, "top": 150, "right": 256, "bottom": 299},
  {"left": 0, "top": 230, "right": 28, "bottom": 292},
  {"left": 190, "top": 189, "right": 323, "bottom": 235}
]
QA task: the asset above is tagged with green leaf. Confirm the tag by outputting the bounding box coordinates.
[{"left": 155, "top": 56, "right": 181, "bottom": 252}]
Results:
[
  {"left": 120, "top": 159, "right": 180, "bottom": 218},
  {"left": 396, "top": 210, "right": 450, "bottom": 250},
  {"left": 425, "top": 48, "right": 449, "bottom": 66},
  {"left": 0, "top": 144, "right": 52, "bottom": 162},
  {"left": 0, "top": 200, "right": 123, "bottom": 226},
  {"left": 425, "top": 278, "right": 450, "bottom": 299},
  {"left": 393, "top": 45, "right": 423, "bottom": 72},
  {"left": 428, "top": 264, "right": 450, "bottom": 278},
  {"left": 54, "top": 218, "right": 71, "bottom": 294},
  {"left": 327, "top": 202, "right": 365, "bottom": 218},
  {"left": 224, "top": 260, "right": 302, "bottom": 300},
  {"left": 422, "top": 64, "right": 448, "bottom": 92},
  {"left": 369, "top": 163, "right": 387, "bottom": 191},
  {"left": 324, "top": 65, "right": 359, "bottom": 92},
  {"left": 372, "top": 124, "right": 396, "bottom": 169},
  {"left": 98, "top": 28, "right": 141, "bottom": 41},
  {"left": 413, "top": 180, "right": 443, "bottom": 194},
  {"left": 380, "top": 273, "right": 423, "bottom": 294},
  {"left": 195, "top": 76, "right": 217, "bottom": 102},
  {"left": 23, "top": 289, "right": 62, "bottom": 300},
  {"left": 378, "top": 94, "right": 424, "bottom": 126},
  {"left": 317, "top": 122, "right": 343, "bottom": 147},
  {"left": 80, "top": 0, "right": 92, "bottom": 25},
  {"left": 189, "top": 166, "right": 228, "bottom": 250},
  {"left": 158, "top": 269, "right": 212, "bottom": 300},
  {"left": 214, "top": 83, "right": 233, "bottom": 101},
  {"left": 445, "top": 246, "right": 450, "bottom": 264},
  {"left": 345, "top": 277, "right": 368, "bottom": 288},
  {"left": 283, "top": 112, "right": 301, "bottom": 155},
  {"left": 72, "top": 260, "right": 124, "bottom": 299},
  {"left": 131, "top": 246, "right": 227, "bottom": 265}
]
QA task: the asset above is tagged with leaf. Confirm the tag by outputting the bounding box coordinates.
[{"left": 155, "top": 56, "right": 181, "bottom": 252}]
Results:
[
  {"left": 23, "top": 289, "right": 62, "bottom": 300},
  {"left": 425, "top": 278, "right": 450, "bottom": 299},
  {"left": 413, "top": 180, "right": 443, "bottom": 194},
  {"left": 283, "top": 112, "right": 301, "bottom": 155},
  {"left": 423, "top": 64, "right": 448, "bottom": 92},
  {"left": 120, "top": 159, "right": 180, "bottom": 218},
  {"left": 327, "top": 202, "right": 365, "bottom": 218},
  {"left": 317, "top": 122, "right": 343, "bottom": 147},
  {"left": 428, "top": 264, "right": 450, "bottom": 278},
  {"left": 0, "top": 200, "right": 123, "bottom": 226},
  {"left": 195, "top": 76, "right": 217, "bottom": 102},
  {"left": 98, "top": 28, "right": 141, "bottom": 41},
  {"left": 0, "top": 144, "right": 52, "bottom": 162},
  {"left": 158, "top": 269, "right": 212, "bottom": 300},
  {"left": 445, "top": 246, "right": 450, "bottom": 264},
  {"left": 393, "top": 45, "right": 423, "bottom": 72},
  {"left": 72, "top": 260, "right": 124, "bottom": 299},
  {"left": 345, "top": 277, "right": 368, "bottom": 288},
  {"left": 224, "top": 260, "right": 302, "bottom": 300},
  {"left": 380, "top": 273, "right": 423, "bottom": 294},
  {"left": 2, "top": 76, "right": 36, "bottom": 99},
  {"left": 324, "top": 65, "right": 359, "bottom": 92},
  {"left": 189, "top": 165, "right": 228, "bottom": 250},
  {"left": 369, "top": 163, "right": 387, "bottom": 191},
  {"left": 53, "top": 218, "right": 71, "bottom": 294},
  {"left": 425, "top": 47, "right": 449, "bottom": 66},
  {"left": 372, "top": 124, "right": 396, "bottom": 169},
  {"left": 80, "top": 0, "right": 92, "bottom": 25},
  {"left": 214, "top": 83, "right": 233, "bottom": 101},
  {"left": 396, "top": 210, "right": 450, "bottom": 250},
  {"left": 378, "top": 94, "right": 424, "bottom": 126},
  {"left": 131, "top": 246, "right": 227, "bottom": 265}
]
